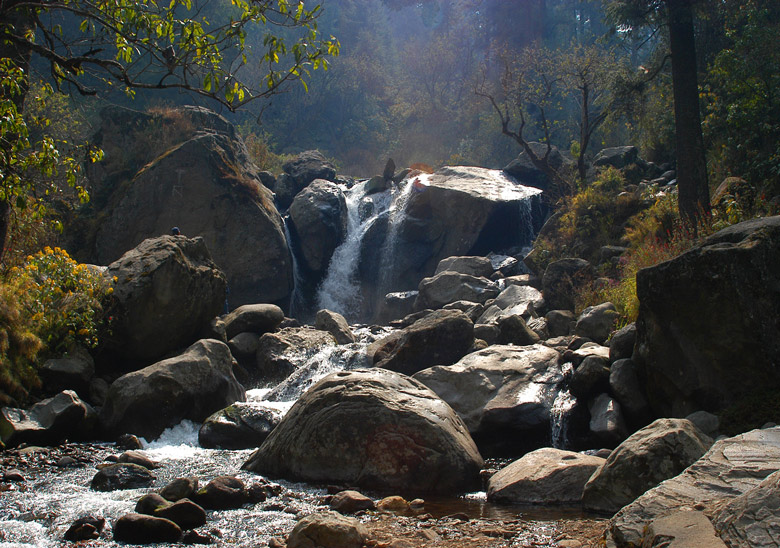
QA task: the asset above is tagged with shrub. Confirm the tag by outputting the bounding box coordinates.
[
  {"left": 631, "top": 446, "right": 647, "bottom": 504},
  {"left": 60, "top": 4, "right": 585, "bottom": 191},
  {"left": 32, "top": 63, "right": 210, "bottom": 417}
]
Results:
[{"left": 0, "top": 282, "right": 43, "bottom": 405}]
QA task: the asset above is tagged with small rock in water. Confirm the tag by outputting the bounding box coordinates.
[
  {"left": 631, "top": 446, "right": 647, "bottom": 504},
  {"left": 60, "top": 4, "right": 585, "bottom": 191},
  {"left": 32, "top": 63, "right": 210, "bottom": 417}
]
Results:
[
  {"left": 118, "top": 450, "right": 159, "bottom": 469},
  {"left": 56, "top": 456, "right": 79, "bottom": 468},
  {"left": 91, "top": 463, "right": 154, "bottom": 492},
  {"left": 330, "top": 490, "right": 375, "bottom": 513},
  {"left": 286, "top": 511, "right": 368, "bottom": 548},
  {"left": 154, "top": 499, "right": 207, "bottom": 530},
  {"left": 194, "top": 475, "right": 249, "bottom": 509},
  {"left": 160, "top": 477, "right": 199, "bottom": 501},
  {"left": 3, "top": 469, "right": 25, "bottom": 482},
  {"left": 268, "top": 537, "right": 286, "bottom": 548},
  {"left": 182, "top": 529, "right": 214, "bottom": 545},
  {"left": 136, "top": 493, "right": 171, "bottom": 515},
  {"left": 113, "top": 513, "right": 182, "bottom": 544},
  {"left": 63, "top": 515, "right": 105, "bottom": 541},
  {"left": 116, "top": 433, "right": 144, "bottom": 450},
  {"left": 376, "top": 496, "right": 411, "bottom": 515}
]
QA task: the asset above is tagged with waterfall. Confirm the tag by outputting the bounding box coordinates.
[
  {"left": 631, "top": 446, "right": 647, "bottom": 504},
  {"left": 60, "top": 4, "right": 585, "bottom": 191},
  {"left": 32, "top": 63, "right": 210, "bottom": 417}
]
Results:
[
  {"left": 282, "top": 215, "right": 305, "bottom": 317},
  {"left": 315, "top": 182, "right": 392, "bottom": 321},
  {"left": 550, "top": 362, "right": 577, "bottom": 449}
]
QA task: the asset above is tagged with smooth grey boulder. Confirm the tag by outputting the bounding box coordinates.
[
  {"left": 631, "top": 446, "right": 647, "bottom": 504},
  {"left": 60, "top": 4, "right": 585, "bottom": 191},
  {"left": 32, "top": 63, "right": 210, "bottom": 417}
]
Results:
[
  {"left": 289, "top": 180, "right": 348, "bottom": 275},
  {"left": 0, "top": 390, "right": 96, "bottom": 448},
  {"left": 223, "top": 303, "right": 285, "bottom": 340},
  {"left": 415, "top": 271, "right": 499, "bottom": 310},
  {"left": 634, "top": 216, "right": 780, "bottom": 417},
  {"left": 443, "top": 300, "right": 486, "bottom": 323},
  {"left": 582, "top": 418, "right": 713, "bottom": 515},
  {"left": 198, "top": 402, "right": 282, "bottom": 449},
  {"left": 286, "top": 511, "right": 368, "bottom": 548},
  {"left": 606, "top": 427, "right": 780, "bottom": 547},
  {"left": 496, "top": 314, "right": 541, "bottom": 346},
  {"left": 227, "top": 332, "right": 261, "bottom": 361},
  {"left": 574, "top": 302, "right": 618, "bottom": 345},
  {"left": 314, "top": 309, "right": 356, "bottom": 345},
  {"left": 373, "top": 309, "right": 474, "bottom": 376},
  {"left": 435, "top": 256, "right": 493, "bottom": 278},
  {"left": 242, "top": 369, "right": 484, "bottom": 495},
  {"left": 487, "top": 448, "right": 605, "bottom": 505},
  {"left": 91, "top": 463, "right": 154, "bottom": 492},
  {"left": 414, "top": 344, "right": 563, "bottom": 454},
  {"left": 99, "top": 340, "right": 246, "bottom": 440},
  {"left": 492, "top": 284, "right": 545, "bottom": 318},
  {"left": 685, "top": 410, "right": 720, "bottom": 438},
  {"left": 106, "top": 236, "right": 227, "bottom": 363},
  {"left": 714, "top": 468, "right": 780, "bottom": 548}
]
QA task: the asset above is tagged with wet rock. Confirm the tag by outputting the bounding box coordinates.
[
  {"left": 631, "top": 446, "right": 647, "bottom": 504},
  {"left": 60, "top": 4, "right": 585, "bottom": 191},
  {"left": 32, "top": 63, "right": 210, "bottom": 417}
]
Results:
[
  {"left": 574, "top": 302, "right": 618, "bottom": 345},
  {"left": 3, "top": 469, "right": 25, "bottom": 482},
  {"left": 63, "top": 515, "right": 105, "bottom": 542},
  {"left": 154, "top": 498, "right": 207, "bottom": 530},
  {"left": 0, "top": 390, "right": 97, "bottom": 448},
  {"left": 223, "top": 304, "right": 285, "bottom": 340},
  {"left": 314, "top": 309, "right": 356, "bottom": 345},
  {"left": 91, "top": 463, "right": 154, "bottom": 492},
  {"left": 182, "top": 529, "right": 215, "bottom": 545},
  {"left": 99, "top": 339, "right": 245, "bottom": 440},
  {"left": 373, "top": 309, "right": 474, "bottom": 376},
  {"left": 116, "top": 433, "right": 143, "bottom": 450},
  {"left": 243, "top": 369, "right": 483, "bottom": 494},
  {"left": 416, "top": 271, "right": 499, "bottom": 310},
  {"left": 198, "top": 402, "right": 282, "bottom": 449},
  {"left": 583, "top": 418, "right": 713, "bottom": 515},
  {"left": 413, "top": 345, "right": 563, "bottom": 455},
  {"left": 330, "top": 490, "right": 376, "bottom": 513},
  {"left": 160, "top": 477, "right": 199, "bottom": 502},
  {"left": 105, "top": 236, "right": 227, "bottom": 364},
  {"left": 563, "top": 343, "right": 610, "bottom": 367},
  {"left": 286, "top": 511, "right": 368, "bottom": 548},
  {"left": 118, "top": 450, "right": 159, "bottom": 469},
  {"left": 113, "top": 513, "right": 182, "bottom": 544},
  {"left": 487, "top": 448, "right": 605, "bottom": 505},
  {"left": 435, "top": 256, "right": 494, "bottom": 278},
  {"left": 376, "top": 496, "right": 411, "bottom": 515},
  {"left": 254, "top": 327, "right": 336, "bottom": 384},
  {"left": 195, "top": 475, "right": 250, "bottom": 509}
]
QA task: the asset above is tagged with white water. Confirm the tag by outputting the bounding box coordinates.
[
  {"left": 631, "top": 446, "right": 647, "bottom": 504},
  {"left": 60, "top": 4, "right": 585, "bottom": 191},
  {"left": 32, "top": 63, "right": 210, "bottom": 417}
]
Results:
[
  {"left": 315, "top": 182, "right": 393, "bottom": 321},
  {"left": 282, "top": 215, "right": 306, "bottom": 318},
  {"left": 551, "top": 363, "right": 578, "bottom": 449}
]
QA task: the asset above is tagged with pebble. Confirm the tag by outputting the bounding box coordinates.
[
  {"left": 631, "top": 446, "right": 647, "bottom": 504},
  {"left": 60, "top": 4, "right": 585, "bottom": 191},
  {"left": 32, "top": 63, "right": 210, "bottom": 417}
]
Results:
[{"left": 3, "top": 470, "right": 25, "bottom": 482}]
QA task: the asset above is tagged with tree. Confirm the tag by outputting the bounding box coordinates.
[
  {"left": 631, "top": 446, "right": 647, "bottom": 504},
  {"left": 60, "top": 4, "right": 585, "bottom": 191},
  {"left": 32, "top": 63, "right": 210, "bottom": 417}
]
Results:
[
  {"left": 0, "top": 0, "right": 339, "bottom": 261},
  {"left": 607, "top": 0, "right": 710, "bottom": 224}
]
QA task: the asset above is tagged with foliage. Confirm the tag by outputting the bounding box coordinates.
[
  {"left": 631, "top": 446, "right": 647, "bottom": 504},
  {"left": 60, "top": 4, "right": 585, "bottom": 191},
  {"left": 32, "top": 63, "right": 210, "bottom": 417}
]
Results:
[
  {"left": 0, "top": 281, "right": 43, "bottom": 405},
  {"left": 13, "top": 246, "right": 112, "bottom": 354}
]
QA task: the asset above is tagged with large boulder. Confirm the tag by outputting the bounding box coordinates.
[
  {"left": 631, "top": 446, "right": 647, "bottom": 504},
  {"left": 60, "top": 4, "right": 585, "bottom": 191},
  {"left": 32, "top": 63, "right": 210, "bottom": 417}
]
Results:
[
  {"left": 714, "top": 468, "right": 780, "bottom": 548},
  {"left": 242, "top": 369, "right": 484, "bottom": 494},
  {"left": 487, "top": 448, "right": 605, "bottom": 505},
  {"left": 606, "top": 427, "right": 780, "bottom": 547},
  {"left": 574, "top": 302, "right": 618, "bottom": 345},
  {"left": 286, "top": 511, "right": 368, "bottom": 548},
  {"left": 503, "top": 142, "right": 571, "bottom": 191},
  {"left": 358, "top": 166, "right": 544, "bottom": 313},
  {"left": 279, "top": 150, "right": 337, "bottom": 207},
  {"left": 0, "top": 390, "right": 96, "bottom": 448},
  {"left": 582, "top": 418, "right": 713, "bottom": 515},
  {"left": 415, "top": 271, "right": 499, "bottom": 311},
  {"left": 254, "top": 327, "right": 336, "bottom": 385},
  {"left": 105, "top": 235, "right": 227, "bottom": 364},
  {"left": 38, "top": 345, "right": 94, "bottom": 398},
  {"left": 99, "top": 339, "right": 246, "bottom": 440},
  {"left": 435, "top": 256, "right": 494, "bottom": 278},
  {"left": 413, "top": 344, "right": 564, "bottom": 455},
  {"left": 74, "top": 106, "right": 292, "bottom": 308},
  {"left": 372, "top": 309, "right": 474, "bottom": 376},
  {"left": 223, "top": 303, "right": 285, "bottom": 340},
  {"left": 634, "top": 216, "right": 780, "bottom": 417},
  {"left": 289, "top": 180, "right": 348, "bottom": 276}
]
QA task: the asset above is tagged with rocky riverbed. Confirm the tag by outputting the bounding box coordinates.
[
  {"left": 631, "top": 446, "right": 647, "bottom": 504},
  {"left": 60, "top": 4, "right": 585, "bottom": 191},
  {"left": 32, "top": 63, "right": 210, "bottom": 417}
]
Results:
[{"left": 0, "top": 433, "right": 605, "bottom": 548}]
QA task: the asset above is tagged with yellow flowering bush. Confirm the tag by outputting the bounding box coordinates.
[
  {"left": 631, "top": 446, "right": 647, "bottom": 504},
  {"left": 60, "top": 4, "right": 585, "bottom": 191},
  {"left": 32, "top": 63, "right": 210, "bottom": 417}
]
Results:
[{"left": 14, "top": 246, "right": 113, "bottom": 354}]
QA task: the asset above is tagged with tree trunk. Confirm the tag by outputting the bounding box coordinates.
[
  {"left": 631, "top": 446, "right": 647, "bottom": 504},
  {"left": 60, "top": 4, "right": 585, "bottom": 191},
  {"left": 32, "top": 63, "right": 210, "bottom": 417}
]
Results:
[{"left": 666, "top": 0, "right": 710, "bottom": 224}]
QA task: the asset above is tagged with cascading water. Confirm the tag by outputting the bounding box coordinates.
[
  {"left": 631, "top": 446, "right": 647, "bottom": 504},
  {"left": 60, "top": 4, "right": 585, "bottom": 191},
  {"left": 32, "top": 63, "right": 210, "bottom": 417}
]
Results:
[
  {"left": 550, "top": 362, "right": 578, "bottom": 449},
  {"left": 282, "top": 215, "right": 306, "bottom": 318},
  {"left": 315, "top": 182, "right": 392, "bottom": 321}
]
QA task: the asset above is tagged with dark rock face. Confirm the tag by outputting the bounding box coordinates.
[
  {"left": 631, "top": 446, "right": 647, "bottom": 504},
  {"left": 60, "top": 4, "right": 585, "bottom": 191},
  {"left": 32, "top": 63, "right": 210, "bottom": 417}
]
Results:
[
  {"left": 0, "top": 390, "right": 96, "bottom": 448},
  {"left": 542, "top": 258, "right": 594, "bottom": 312},
  {"left": 223, "top": 304, "right": 285, "bottom": 340},
  {"left": 634, "top": 216, "right": 780, "bottom": 416},
  {"left": 106, "top": 235, "right": 227, "bottom": 364},
  {"left": 99, "top": 340, "right": 246, "bottom": 440},
  {"left": 289, "top": 180, "right": 348, "bottom": 277},
  {"left": 277, "top": 150, "right": 337, "bottom": 209},
  {"left": 372, "top": 309, "right": 474, "bottom": 376},
  {"left": 73, "top": 106, "right": 292, "bottom": 308},
  {"left": 242, "top": 369, "right": 484, "bottom": 495}
]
